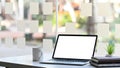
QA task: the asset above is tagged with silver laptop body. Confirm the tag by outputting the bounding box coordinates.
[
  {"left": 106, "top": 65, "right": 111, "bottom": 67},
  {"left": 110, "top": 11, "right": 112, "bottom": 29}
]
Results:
[{"left": 40, "top": 34, "right": 97, "bottom": 66}]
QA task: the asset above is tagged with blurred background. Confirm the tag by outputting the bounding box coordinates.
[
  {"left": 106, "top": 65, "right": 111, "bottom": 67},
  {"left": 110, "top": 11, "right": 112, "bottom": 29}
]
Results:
[{"left": 0, "top": 0, "right": 120, "bottom": 57}]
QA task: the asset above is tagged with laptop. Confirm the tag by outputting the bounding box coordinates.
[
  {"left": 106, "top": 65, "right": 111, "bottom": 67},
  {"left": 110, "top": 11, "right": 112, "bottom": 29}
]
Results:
[{"left": 40, "top": 34, "right": 97, "bottom": 66}]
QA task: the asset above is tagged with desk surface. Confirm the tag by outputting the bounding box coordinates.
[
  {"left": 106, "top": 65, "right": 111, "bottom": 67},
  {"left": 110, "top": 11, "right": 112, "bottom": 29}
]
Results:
[
  {"left": 0, "top": 55, "right": 97, "bottom": 68},
  {"left": 0, "top": 55, "right": 119, "bottom": 68}
]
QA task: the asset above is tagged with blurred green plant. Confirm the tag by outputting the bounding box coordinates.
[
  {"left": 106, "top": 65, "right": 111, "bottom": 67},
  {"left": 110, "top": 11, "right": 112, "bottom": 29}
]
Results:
[
  {"left": 1, "top": 26, "right": 7, "bottom": 31},
  {"left": 33, "top": 15, "right": 43, "bottom": 27},
  {"left": 106, "top": 45, "right": 115, "bottom": 56},
  {"left": 106, "top": 40, "right": 115, "bottom": 57},
  {"left": 52, "top": 12, "right": 87, "bottom": 28},
  {"left": 76, "top": 16, "right": 87, "bottom": 28},
  {"left": 52, "top": 12, "right": 72, "bottom": 27},
  {"left": 33, "top": 11, "right": 87, "bottom": 29}
]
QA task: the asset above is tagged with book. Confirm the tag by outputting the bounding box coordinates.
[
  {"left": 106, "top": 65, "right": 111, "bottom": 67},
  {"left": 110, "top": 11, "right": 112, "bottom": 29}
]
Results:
[
  {"left": 91, "top": 56, "right": 120, "bottom": 64},
  {"left": 90, "top": 61, "right": 120, "bottom": 67}
]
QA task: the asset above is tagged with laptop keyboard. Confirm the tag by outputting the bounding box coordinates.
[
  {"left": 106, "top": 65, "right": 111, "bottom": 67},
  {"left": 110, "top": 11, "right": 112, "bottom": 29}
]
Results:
[
  {"left": 41, "top": 58, "right": 89, "bottom": 65},
  {"left": 40, "top": 59, "right": 89, "bottom": 65},
  {"left": 49, "top": 59, "right": 89, "bottom": 63}
]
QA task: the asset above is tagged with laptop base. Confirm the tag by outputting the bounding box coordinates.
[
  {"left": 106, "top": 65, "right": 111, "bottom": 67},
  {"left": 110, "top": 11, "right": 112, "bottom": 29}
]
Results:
[{"left": 40, "top": 59, "right": 88, "bottom": 66}]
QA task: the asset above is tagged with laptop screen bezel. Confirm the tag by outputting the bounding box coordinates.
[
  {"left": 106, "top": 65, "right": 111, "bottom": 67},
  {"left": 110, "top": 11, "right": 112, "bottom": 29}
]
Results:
[{"left": 52, "top": 34, "right": 98, "bottom": 61}]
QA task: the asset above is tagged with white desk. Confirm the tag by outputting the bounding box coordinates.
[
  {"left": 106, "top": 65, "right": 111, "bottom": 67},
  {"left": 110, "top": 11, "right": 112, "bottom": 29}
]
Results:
[
  {"left": 0, "top": 55, "right": 119, "bottom": 68},
  {"left": 0, "top": 55, "right": 94, "bottom": 68}
]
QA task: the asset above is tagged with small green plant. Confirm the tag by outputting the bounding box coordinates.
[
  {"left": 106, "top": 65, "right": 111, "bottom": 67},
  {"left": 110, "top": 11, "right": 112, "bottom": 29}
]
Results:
[{"left": 106, "top": 44, "right": 115, "bottom": 56}]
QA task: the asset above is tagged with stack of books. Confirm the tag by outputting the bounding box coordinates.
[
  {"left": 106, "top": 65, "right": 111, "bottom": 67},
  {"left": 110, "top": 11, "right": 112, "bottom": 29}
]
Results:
[{"left": 90, "top": 56, "right": 120, "bottom": 67}]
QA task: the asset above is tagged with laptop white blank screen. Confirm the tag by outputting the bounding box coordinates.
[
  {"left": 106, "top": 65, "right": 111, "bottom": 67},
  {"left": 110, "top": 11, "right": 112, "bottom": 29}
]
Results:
[{"left": 54, "top": 35, "right": 97, "bottom": 59}]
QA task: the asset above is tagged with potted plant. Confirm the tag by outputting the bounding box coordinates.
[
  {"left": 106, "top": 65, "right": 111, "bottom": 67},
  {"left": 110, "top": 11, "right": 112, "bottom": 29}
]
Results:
[{"left": 106, "top": 41, "right": 115, "bottom": 57}]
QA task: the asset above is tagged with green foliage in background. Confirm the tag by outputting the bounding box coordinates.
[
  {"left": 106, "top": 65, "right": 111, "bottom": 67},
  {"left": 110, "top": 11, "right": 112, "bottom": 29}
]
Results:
[
  {"left": 111, "top": 15, "right": 120, "bottom": 43},
  {"left": 52, "top": 12, "right": 72, "bottom": 27},
  {"left": 52, "top": 12, "right": 56, "bottom": 26},
  {"left": 33, "top": 12, "right": 87, "bottom": 28},
  {"left": 32, "top": 15, "right": 43, "bottom": 27},
  {"left": 52, "top": 12, "right": 87, "bottom": 27},
  {"left": 76, "top": 16, "right": 87, "bottom": 28},
  {"left": 1, "top": 26, "right": 7, "bottom": 31},
  {"left": 61, "top": 12, "right": 72, "bottom": 26}
]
